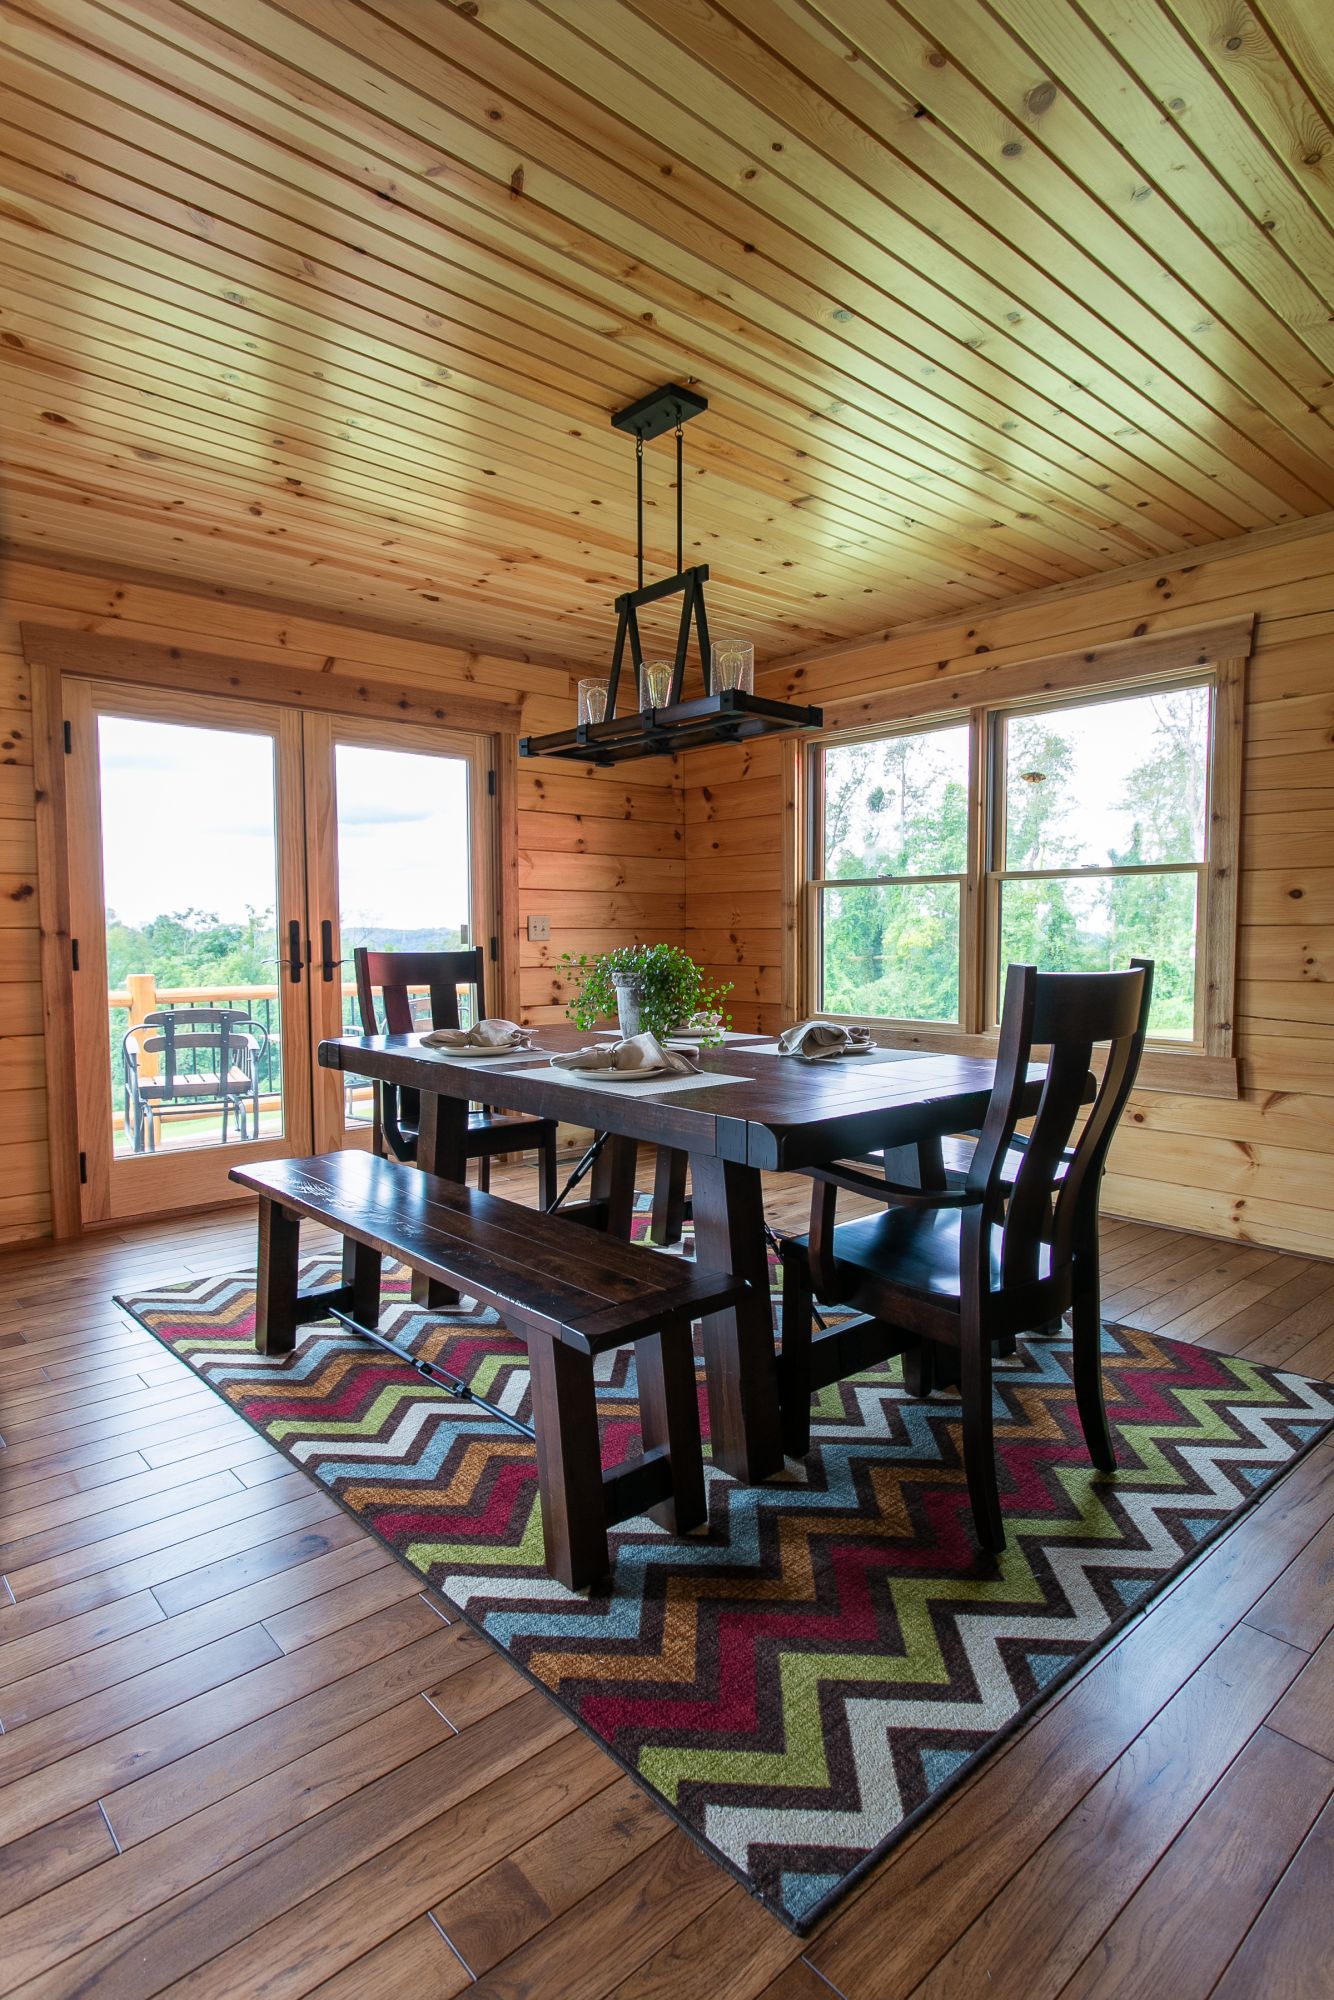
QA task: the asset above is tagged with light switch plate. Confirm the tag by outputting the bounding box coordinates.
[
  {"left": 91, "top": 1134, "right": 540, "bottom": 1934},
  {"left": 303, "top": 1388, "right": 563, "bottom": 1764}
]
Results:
[{"left": 527, "top": 913, "right": 551, "bottom": 941}]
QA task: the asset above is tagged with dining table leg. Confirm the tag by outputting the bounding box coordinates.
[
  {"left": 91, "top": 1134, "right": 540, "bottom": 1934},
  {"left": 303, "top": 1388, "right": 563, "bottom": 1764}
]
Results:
[
  {"left": 651, "top": 1146, "right": 689, "bottom": 1245},
  {"left": 410, "top": 1087, "right": 469, "bottom": 1309},
  {"left": 590, "top": 1133, "right": 639, "bottom": 1240},
  {"left": 881, "top": 1135, "right": 947, "bottom": 1189},
  {"left": 688, "top": 1151, "right": 784, "bottom": 1485}
]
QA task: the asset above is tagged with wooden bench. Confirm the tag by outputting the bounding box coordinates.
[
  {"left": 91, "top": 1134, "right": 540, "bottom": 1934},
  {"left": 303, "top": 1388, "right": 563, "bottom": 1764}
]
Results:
[{"left": 229, "top": 1152, "right": 747, "bottom": 1590}]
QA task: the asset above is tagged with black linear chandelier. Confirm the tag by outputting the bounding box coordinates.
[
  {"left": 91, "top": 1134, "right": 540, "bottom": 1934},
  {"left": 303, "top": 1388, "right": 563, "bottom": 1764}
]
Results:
[{"left": 519, "top": 383, "right": 822, "bottom": 765}]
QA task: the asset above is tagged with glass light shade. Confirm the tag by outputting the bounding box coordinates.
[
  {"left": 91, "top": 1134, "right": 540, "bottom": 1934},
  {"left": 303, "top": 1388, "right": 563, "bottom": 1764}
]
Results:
[
  {"left": 577, "top": 678, "right": 609, "bottom": 724},
  {"left": 712, "top": 639, "right": 754, "bottom": 694},
  {"left": 639, "top": 658, "right": 674, "bottom": 711}
]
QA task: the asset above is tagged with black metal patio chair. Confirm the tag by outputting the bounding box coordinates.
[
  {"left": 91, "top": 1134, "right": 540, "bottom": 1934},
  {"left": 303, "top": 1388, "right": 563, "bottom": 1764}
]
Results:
[{"left": 122, "top": 1006, "right": 269, "bottom": 1152}]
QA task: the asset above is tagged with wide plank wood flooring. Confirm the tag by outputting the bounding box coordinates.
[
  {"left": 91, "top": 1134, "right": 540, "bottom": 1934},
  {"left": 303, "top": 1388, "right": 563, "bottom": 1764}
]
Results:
[{"left": 2, "top": 1170, "right": 1333, "bottom": 1998}]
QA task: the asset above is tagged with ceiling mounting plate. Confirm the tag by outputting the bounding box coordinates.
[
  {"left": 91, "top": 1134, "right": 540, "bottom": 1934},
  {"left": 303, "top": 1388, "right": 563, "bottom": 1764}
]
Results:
[{"left": 610, "top": 382, "right": 709, "bottom": 441}]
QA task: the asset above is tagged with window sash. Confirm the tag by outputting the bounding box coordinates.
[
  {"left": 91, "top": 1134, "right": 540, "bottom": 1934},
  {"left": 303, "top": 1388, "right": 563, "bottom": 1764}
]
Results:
[
  {"left": 813, "top": 878, "right": 967, "bottom": 1028},
  {"left": 805, "top": 666, "right": 1228, "bottom": 1056},
  {"left": 989, "top": 677, "right": 1214, "bottom": 879}
]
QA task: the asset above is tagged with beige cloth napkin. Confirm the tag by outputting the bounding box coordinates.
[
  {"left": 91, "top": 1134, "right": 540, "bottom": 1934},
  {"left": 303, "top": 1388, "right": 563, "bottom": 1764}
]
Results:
[
  {"left": 420, "top": 1018, "right": 532, "bottom": 1051},
  {"left": 551, "top": 1031, "right": 700, "bottom": 1077},
  {"left": 777, "top": 1020, "right": 875, "bottom": 1062}
]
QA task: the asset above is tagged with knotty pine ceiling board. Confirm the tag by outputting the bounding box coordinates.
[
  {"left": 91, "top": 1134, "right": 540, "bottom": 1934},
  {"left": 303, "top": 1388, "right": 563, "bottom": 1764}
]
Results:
[{"left": 1, "top": 0, "right": 1332, "bottom": 667}]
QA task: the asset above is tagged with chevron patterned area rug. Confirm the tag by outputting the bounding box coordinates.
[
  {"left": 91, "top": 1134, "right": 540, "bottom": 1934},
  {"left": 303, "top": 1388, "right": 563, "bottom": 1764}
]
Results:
[{"left": 119, "top": 1217, "right": 1334, "bottom": 1933}]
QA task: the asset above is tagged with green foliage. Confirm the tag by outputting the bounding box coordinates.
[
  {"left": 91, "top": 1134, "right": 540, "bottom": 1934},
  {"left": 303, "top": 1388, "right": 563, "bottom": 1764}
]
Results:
[
  {"left": 105, "top": 906, "right": 278, "bottom": 991},
  {"left": 820, "top": 693, "right": 1208, "bottom": 1038},
  {"left": 558, "top": 944, "right": 733, "bottom": 1045},
  {"left": 821, "top": 728, "right": 969, "bottom": 1020}
]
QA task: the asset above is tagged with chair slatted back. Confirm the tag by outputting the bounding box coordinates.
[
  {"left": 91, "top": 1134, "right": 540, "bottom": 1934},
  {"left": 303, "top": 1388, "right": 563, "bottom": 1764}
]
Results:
[
  {"left": 353, "top": 948, "right": 488, "bottom": 1161},
  {"left": 139, "top": 1009, "right": 254, "bottom": 1092},
  {"left": 353, "top": 947, "right": 486, "bottom": 1039},
  {"left": 965, "top": 961, "right": 1154, "bottom": 1290}
]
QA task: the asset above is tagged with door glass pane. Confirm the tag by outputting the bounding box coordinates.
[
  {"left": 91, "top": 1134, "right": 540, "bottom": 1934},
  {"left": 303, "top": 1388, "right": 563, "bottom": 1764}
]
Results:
[
  {"left": 99, "top": 716, "right": 284, "bottom": 1158},
  {"left": 999, "top": 873, "right": 1199, "bottom": 1038},
  {"left": 333, "top": 744, "right": 472, "bottom": 1126},
  {"left": 1002, "top": 687, "right": 1210, "bottom": 870},
  {"left": 820, "top": 882, "right": 961, "bottom": 1022}
]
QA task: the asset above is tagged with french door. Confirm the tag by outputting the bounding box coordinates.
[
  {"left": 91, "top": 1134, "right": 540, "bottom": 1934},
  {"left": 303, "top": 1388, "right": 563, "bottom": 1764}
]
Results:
[
  {"left": 302, "top": 713, "right": 492, "bottom": 1158},
  {"left": 65, "top": 680, "right": 493, "bottom": 1224}
]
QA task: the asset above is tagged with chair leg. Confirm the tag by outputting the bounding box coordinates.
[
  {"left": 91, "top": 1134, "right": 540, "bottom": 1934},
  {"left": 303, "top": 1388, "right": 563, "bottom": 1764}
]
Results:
[
  {"left": 778, "top": 1250, "right": 814, "bottom": 1458},
  {"left": 1071, "top": 1260, "right": 1115, "bottom": 1474},
  {"left": 476, "top": 1151, "right": 491, "bottom": 1192},
  {"left": 255, "top": 1197, "right": 300, "bottom": 1356},
  {"left": 537, "top": 1126, "right": 558, "bottom": 1211},
  {"left": 527, "top": 1334, "right": 610, "bottom": 1590},
  {"left": 960, "top": 1301, "right": 1005, "bottom": 1553},
  {"left": 901, "top": 1340, "right": 936, "bottom": 1398},
  {"left": 636, "top": 1325, "right": 706, "bottom": 1535}
]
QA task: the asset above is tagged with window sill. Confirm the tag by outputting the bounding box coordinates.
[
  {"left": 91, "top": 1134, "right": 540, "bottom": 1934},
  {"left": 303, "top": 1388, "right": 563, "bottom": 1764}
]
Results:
[{"left": 825, "top": 1018, "right": 1240, "bottom": 1100}]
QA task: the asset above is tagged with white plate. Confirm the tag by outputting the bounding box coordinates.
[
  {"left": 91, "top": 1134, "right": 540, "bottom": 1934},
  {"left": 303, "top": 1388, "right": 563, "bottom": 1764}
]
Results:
[
  {"left": 547, "top": 1063, "right": 700, "bottom": 1082},
  {"left": 422, "top": 1042, "right": 538, "bottom": 1058}
]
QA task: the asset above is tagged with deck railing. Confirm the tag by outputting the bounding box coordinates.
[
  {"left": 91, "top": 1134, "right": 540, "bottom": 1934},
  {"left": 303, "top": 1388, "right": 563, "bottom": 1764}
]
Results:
[
  {"left": 107, "top": 973, "right": 467, "bottom": 1136},
  {"left": 108, "top": 977, "right": 364, "bottom": 1132}
]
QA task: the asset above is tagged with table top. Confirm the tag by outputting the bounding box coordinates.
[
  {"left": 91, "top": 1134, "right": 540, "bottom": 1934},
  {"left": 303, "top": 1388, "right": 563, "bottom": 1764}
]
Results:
[{"left": 319, "top": 1027, "right": 1038, "bottom": 1171}]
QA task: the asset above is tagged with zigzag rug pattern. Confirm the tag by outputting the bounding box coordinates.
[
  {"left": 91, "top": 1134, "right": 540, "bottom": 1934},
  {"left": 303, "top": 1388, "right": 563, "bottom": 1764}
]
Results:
[{"left": 119, "top": 1231, "right": 1334, "bottom": 1932}]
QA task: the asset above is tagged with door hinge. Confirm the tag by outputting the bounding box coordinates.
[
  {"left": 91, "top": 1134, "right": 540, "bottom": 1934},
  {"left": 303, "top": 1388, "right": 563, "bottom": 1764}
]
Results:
[
  {"left": 78, "top": 1151, "right": 88, "bottom": 1185},
  {"left": 487, "top": 767, "right": 496, "bottom": 797},
  {"left": 489, "top": 935, "right": 498, "bottom": 962},
  {"left": 63, "top": 719, "right": 72, "bottom": 754},
  {"left": 71, "top": 938, "right": 80, "bottom": 972}
]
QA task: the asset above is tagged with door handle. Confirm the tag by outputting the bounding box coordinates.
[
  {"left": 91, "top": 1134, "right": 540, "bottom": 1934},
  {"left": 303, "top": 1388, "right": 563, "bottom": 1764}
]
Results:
[
  {"left": 320, "top": 919, "right": 341, "bottom": 984},
  {"left": 287, "top": 919, "right": 304, "bottom": 984}
]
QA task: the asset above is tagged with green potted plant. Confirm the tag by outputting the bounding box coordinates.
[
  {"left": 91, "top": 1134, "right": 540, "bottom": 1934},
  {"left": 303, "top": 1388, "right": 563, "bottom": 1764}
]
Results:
[{"left": 557, "top": 944, "right": 733, "bottom": 1045}]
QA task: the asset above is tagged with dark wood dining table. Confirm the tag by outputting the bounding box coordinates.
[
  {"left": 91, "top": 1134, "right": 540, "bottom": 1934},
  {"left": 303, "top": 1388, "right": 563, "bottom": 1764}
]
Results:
[{"left": 318, "top": 1027, "right": 1042, "bottom": 1485}]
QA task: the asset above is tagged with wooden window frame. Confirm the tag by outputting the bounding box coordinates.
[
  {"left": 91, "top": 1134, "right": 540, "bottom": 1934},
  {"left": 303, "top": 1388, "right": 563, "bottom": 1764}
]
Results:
[{"left": 796, "top": 621, "right": 1251, "bottom": 1099}]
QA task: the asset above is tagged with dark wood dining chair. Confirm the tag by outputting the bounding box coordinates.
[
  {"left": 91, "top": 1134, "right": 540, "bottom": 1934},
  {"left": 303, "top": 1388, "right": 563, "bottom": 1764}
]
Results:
[
  {"left": 353, "top": 946, "right": 558, "bottom": 1208},
  {"left": 778, "top": 959, "right": 1154, "bottom": 1551}
]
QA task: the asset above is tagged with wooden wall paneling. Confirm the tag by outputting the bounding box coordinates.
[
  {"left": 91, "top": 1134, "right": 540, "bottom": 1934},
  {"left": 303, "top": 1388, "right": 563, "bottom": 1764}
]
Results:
[
  {"left": 4, "top": 2, "right": 1334, "bottom": 656},
  {"left": 18, "top": 630, "right": 520, "bottom": 737},
  {"left": 3, "top": 0, "right": 1334, "bottom": 1250},
  {"left": 767, "top": 526, "right": 1334, "bottom": 705},
  {"left": 415, "top": 1, "right": 1224, "bottom": 554},
  {"left": 682, "top": 524, "right": 1334, "bottom": 1248},
  {"left": 684, "top": 0, "right": 1334, "bottom": 516},
  {"left": 0, "top": 567, "right": 684, "bottom": 1241}
]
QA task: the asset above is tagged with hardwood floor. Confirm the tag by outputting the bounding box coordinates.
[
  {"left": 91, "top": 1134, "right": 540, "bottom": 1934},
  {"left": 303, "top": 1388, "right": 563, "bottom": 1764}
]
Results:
[{"left": 1, "top": 1173, "right": 1332, "bottom": 1998}]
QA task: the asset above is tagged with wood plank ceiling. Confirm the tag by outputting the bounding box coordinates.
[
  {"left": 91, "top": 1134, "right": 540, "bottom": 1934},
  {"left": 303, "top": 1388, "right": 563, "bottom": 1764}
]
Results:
[{"left": 2, "top": 0, "right": 1334, "bottom": 670}]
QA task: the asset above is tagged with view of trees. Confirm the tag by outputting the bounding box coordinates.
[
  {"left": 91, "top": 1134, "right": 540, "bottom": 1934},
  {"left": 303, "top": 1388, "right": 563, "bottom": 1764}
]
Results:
[
  {"left": 105, "top": 907, "right": 280, "bottom": 993},
  {"left": 105, "top": 909, "right": 465, "bottom": 994},
  {"left": 819, "top": 688, "right": 1209, "bottom": 1038},
  {"left": 105, "top": 909, "right": 467, "bottom": 1133}
]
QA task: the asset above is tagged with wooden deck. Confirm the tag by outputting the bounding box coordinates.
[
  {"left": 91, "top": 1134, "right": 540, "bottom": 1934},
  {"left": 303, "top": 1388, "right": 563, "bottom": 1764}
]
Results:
[{"left": 1, "top": 1171, "right": 1332, "bottom": 1999}]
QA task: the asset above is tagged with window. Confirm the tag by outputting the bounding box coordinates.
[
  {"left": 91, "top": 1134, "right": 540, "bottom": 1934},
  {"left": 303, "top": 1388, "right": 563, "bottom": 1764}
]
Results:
[
  {"left": 812, "top": 724, "right": 970, "bottom": 1024},
  {"left": 804, "top": 645, "right": 1243, "bottom": 1071},
  {"left": 992, "top": 686, "right": 1210, "bottom": 1041}
]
